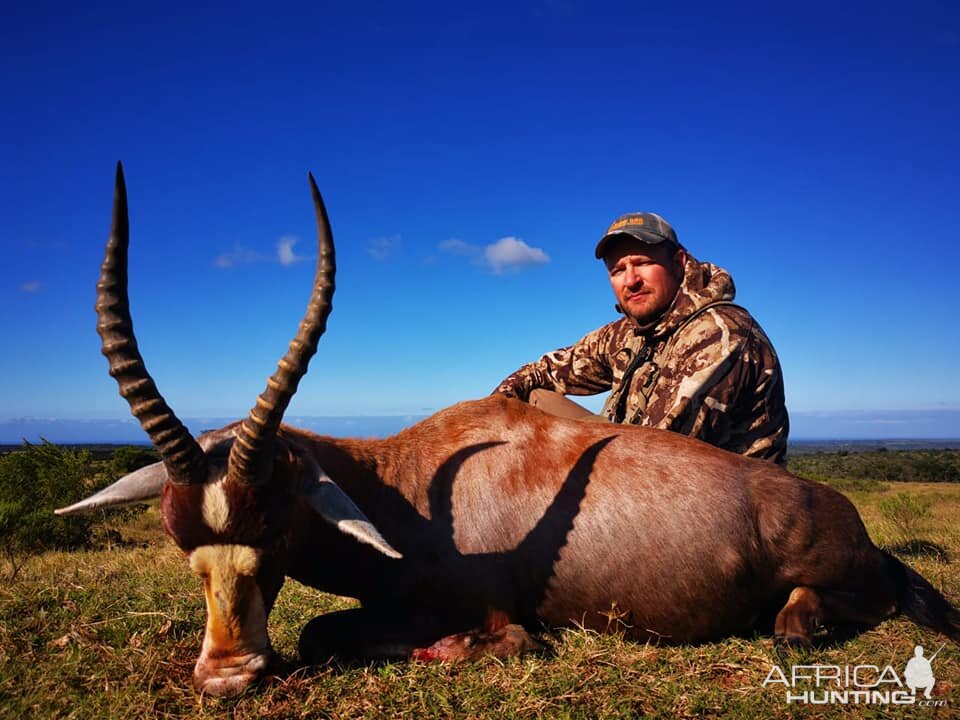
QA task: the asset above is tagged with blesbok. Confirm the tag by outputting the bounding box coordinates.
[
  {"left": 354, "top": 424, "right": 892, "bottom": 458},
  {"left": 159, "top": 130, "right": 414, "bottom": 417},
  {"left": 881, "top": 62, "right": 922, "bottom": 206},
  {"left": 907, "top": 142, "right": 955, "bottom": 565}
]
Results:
[{"left": 59, "top": 164, "right": 960, "bottom": 697}]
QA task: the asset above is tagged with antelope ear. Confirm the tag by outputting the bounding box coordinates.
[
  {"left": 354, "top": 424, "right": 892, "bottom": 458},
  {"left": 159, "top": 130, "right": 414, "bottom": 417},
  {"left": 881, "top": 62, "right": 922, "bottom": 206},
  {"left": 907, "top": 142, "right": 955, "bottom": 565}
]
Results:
[
  {"left": 303, "top": 469, "right": 402, "bottom": 560},
  {"left": 55, "top": 461, "right": 167, "bottom": 515}
]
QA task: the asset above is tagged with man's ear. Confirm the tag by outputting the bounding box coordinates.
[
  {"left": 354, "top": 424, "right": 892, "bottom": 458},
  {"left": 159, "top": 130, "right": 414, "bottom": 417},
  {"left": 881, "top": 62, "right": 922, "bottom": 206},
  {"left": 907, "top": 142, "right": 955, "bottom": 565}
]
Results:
[{"left": 672, "top": 247, "right": 687, "bottom": 277}]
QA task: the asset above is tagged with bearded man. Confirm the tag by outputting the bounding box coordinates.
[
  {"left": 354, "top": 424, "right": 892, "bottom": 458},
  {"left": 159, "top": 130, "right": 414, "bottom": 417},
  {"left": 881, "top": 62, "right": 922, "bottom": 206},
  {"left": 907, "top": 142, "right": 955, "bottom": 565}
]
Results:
[{"left": 494, "top": 212, "right": 789, "bottom": 465}]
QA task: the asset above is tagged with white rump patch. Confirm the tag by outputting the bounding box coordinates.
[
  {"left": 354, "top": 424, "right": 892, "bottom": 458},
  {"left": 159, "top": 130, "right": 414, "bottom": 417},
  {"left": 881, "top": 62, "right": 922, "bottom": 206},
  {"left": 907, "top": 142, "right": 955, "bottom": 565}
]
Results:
[{"left": 202, "top": 481, "right": 231, "bottom": 533}]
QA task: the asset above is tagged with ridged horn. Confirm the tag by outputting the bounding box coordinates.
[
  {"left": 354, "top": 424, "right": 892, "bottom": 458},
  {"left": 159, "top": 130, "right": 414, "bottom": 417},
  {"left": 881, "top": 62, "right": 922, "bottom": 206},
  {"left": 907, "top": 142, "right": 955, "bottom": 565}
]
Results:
[
  {"left": 96, "top": 162, "right": 208, "bottom": 486},
  {"left": 228, "top": 174, "right": 335, "bottom": 485}
]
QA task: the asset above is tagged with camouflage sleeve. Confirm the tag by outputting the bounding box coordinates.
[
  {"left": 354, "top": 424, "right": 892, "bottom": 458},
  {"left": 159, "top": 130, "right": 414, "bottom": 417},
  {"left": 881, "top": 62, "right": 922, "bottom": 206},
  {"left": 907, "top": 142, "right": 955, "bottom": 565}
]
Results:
[
  {"left": 492, "top": 323, "right": 618, "bottom": 401},
  {"left": 643, "top": 308, "right": 788, "bottom": 465}
]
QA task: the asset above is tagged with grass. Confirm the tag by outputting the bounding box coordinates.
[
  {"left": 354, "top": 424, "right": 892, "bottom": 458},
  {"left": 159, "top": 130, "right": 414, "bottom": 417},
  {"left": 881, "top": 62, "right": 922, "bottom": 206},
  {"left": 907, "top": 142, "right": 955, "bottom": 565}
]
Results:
[{"left": 2, "top": 485, "right": 959, "bottom": 719}]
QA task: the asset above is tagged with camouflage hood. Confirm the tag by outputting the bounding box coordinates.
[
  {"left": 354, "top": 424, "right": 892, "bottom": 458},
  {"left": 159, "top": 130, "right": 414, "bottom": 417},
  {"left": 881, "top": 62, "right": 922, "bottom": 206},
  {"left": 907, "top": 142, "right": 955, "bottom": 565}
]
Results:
[
  {"left": 628, "top": 249, "right": 736, "bottom": 338},
  {"left": 493, "top": 245, "right": 789, "bottom": 464}
]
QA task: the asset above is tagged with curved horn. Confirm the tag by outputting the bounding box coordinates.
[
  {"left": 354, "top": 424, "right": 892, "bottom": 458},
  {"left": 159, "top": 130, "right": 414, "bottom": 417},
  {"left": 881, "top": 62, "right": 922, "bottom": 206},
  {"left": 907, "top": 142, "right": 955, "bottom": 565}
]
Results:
[
  {"left": 96, "top": 162, "right": 208, "bottom": 485},
  {"left": 228, "top": 174, "right": 335, "bottom": 485}
]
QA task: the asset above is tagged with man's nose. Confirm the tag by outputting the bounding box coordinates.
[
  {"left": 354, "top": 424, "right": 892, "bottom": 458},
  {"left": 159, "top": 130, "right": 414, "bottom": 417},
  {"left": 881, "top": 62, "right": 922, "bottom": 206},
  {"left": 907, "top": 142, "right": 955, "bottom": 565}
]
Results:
[{"left": 624, "top": 266, "right": 640, "bottom": 286}]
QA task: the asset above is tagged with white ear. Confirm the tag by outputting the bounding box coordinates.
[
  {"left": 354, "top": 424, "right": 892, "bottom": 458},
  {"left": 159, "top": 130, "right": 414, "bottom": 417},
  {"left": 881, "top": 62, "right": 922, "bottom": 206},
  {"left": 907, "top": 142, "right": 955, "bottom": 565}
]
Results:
[
  {"left": 55, "top": 461, "right": 167, "bottom": 515},
  {"left": 303, "top": 469, "right": 402, "bottom": 560}
]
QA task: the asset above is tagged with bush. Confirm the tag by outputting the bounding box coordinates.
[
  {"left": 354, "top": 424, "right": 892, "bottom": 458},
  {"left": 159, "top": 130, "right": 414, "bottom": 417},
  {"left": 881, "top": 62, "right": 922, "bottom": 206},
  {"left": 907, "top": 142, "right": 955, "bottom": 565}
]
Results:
[
  {"left": 0, "top": 441, "right": 95, "bottom": 578},
  {"left": 878, "top": 492, "right": 932, "bottom": 544},
  {"left": 819, "top": 477, "right": 886, "bottom": 493},
  {"left": 95, "top": 446, "right": 155, "bottom": 535},
  {"left": 109, "top": 445, "right": 159, "bottom": 478}
]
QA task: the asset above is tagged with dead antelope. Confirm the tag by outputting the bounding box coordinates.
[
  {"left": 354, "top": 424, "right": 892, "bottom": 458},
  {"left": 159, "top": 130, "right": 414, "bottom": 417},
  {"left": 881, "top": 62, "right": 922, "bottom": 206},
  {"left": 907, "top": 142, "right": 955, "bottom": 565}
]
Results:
[{"left": 59, "top": 164, "right": 960, "bottom": 697}]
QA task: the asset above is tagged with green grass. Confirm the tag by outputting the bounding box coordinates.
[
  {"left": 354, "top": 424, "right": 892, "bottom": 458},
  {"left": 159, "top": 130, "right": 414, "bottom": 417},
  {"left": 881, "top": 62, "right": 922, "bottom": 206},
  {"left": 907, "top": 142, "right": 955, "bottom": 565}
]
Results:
[{"left": 2, "top": 486, "right": 959, "bottom": 719}]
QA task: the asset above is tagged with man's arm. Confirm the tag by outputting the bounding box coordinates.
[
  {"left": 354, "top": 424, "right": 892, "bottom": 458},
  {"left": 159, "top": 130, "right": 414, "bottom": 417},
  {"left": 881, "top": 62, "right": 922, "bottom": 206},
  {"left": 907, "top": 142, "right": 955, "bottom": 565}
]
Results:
[{"left": 493, "top": 322, "right": 624, "bottom": 401}]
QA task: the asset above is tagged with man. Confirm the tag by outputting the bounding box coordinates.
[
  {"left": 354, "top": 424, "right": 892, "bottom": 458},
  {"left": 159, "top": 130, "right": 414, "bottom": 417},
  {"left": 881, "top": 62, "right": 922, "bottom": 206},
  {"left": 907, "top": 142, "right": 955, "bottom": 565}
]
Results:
[{"left": 494, "top": 211, "right": 789, "bottom": 465}]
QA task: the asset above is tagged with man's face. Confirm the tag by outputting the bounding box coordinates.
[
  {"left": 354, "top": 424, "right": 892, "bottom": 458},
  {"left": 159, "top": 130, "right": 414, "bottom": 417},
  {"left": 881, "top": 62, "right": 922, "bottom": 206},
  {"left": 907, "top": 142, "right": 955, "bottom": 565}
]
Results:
[{"left": 602, "top": 237, "right": 685, "bottom": 325}]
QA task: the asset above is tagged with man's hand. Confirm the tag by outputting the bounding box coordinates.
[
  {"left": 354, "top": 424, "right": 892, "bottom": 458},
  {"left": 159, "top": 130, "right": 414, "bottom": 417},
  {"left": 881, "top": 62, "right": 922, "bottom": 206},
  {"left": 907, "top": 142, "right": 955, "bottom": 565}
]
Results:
[{"left": 491, "top": 381, "right": 522, "bottom": 399}]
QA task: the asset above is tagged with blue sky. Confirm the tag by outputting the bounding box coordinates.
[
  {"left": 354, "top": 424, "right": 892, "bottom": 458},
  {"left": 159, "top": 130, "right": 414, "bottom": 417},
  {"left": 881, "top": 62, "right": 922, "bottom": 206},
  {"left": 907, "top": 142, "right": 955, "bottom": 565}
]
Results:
[{"left": 3, "top": 1, "right": 959, "bottom": 440}]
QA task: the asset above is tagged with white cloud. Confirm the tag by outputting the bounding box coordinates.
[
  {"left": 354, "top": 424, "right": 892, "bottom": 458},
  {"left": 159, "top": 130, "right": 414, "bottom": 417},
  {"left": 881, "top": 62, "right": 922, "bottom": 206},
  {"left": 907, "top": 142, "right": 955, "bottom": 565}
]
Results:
[
  {"left": 438, "top": 236, "right": 550, "bottom": 274},
  {"left": 485, "top": 237, "right": 550, "bottom": 274},
  {"left": 277, "top": 235, "right": 308, "bottom": 266},
  {"left": 367, "top": 235, "right": 400, "bottom": 262},
  {"left": 214, "top": 246, "right": 266, "bottom": 269},
  {"left": 439, "top": 238, "right": 478, "bottom": 257},
  {"left": 214, "top": 236, "right": 309, "bottom": 269},
  {"left": 20, "top": 280, "right": 42, "bottom": 293}
]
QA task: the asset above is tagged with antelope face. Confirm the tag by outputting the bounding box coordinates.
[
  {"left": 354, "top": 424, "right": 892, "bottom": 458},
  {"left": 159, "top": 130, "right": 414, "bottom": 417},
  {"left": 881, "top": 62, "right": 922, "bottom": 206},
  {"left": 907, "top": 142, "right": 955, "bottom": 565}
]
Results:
[
  {"left": 84, "top": 164, "right": 335, "bottom": 696},
  {"left": 54, "top": 165, "right": 401, "bottom": 697},
  {"left": 162, "top": 436, "right": 294, "bottom": 696},
  {"left": 188, "top": 543, "right": 275, "bottom": 695}
]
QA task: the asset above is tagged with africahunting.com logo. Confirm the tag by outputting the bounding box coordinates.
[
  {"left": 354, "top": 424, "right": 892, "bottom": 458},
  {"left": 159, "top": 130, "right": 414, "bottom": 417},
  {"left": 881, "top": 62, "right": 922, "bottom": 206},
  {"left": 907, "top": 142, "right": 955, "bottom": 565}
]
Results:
[{"left": 763, "top": 644, "right": 948, "bottom": 707}]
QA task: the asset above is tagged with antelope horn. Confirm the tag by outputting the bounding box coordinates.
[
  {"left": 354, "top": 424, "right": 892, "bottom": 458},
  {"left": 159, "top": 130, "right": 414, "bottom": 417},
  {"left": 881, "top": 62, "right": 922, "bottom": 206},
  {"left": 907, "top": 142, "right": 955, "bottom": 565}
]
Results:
[
  {"left": 96, "top": 162, "right": 208, "bottom": 486},
  {"left": 228, "top": 174, "right": 335, "bottom": 485}
]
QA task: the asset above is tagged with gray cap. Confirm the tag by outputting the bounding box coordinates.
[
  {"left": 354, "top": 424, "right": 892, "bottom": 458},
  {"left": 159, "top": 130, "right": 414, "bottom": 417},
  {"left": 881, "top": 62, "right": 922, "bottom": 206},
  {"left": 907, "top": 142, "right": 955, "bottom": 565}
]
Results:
[{"left": 594, "top": 212, "right": 678, "bottom": 259}]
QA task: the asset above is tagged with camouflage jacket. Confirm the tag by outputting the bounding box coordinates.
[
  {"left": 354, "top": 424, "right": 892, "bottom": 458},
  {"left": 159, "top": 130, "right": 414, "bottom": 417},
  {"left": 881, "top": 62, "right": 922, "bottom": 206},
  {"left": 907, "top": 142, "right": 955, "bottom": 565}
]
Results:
[{"left": 494, "top": 252, "right": 789, "bottom": 465}]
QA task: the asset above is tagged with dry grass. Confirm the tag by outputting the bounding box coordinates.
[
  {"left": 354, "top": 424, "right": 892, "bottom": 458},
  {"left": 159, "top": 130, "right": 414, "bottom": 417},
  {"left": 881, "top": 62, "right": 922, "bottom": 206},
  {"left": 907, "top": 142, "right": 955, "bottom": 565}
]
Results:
[{"left": 2, "top": 487, "right": 959, "bottom": 719}]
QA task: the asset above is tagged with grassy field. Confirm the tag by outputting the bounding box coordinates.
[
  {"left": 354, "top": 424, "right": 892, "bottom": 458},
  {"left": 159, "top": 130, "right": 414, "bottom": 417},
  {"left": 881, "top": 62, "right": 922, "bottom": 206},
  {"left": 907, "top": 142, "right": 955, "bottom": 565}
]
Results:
[{"left": 1, "top": 472, "right": 959, "bottom": 718}]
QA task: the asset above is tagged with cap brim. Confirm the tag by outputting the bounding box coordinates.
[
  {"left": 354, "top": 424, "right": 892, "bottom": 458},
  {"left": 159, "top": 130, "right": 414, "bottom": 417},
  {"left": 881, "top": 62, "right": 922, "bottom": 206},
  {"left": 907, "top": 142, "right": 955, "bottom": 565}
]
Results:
[{"left": 594, "top": 229, "right": 669, "bottom": 259}]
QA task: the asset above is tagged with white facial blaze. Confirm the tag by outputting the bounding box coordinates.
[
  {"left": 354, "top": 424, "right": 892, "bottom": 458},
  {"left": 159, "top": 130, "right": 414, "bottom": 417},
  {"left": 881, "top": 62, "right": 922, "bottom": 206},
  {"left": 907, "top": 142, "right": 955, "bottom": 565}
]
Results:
[
  {"left": 202, "top": 480, "right": 231, "bottom": 533},
  {"left": 189, "top": 545, "right": 271, "bottom": 678},
  {"left": 190, "top": 544, "right": 262, "bottom": 578}
]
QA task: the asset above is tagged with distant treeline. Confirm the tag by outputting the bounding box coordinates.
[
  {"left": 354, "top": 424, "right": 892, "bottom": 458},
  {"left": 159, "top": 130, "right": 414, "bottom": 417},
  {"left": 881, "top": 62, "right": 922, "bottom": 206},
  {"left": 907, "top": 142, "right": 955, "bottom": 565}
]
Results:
[
  {"left": 4, "top": 442, "right": 958, "bottom": 484},
  {"left": 0, "top": 443, "right": 151, "bottom": 461},
  {"left": 788, "top": 449, "right": 960, "bottom": 484}
]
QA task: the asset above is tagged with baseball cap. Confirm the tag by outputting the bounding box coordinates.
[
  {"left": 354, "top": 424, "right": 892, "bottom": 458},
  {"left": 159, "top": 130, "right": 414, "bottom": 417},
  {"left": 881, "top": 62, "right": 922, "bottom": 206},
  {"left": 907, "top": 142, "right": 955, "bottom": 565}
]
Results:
[{"left": 594, "top": 212, "right": 678, "bottom": 259}]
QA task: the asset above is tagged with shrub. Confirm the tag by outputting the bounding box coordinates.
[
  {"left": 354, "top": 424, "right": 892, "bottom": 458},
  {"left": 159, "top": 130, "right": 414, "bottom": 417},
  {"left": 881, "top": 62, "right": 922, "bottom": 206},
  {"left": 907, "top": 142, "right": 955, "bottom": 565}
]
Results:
[
  {"left": 819, "top": 477, "right": 886, "bottom": 493},
  {"left": 94, "top": 446, "right": 154, "bottom": 536},
  {"left": 0, "top": 441, "right": 95, "bottom": 578},
  {"left": 109, "top": 445, "right": 159, "bottom": 478},
  {"left": 878, "top": 492, "right": 933, "bottom": 544}
]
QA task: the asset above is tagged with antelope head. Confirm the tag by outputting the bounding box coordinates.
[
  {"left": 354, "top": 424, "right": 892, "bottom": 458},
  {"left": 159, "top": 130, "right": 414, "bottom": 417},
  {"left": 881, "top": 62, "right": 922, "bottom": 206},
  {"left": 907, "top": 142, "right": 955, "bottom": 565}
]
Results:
[{"left": 57, "top": 164, "right": 401, "bottom": 696}]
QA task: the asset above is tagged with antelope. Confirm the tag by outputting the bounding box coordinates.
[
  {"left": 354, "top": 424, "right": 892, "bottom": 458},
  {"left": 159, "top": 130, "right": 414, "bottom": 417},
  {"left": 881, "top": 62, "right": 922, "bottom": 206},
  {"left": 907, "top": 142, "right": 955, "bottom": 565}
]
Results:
[{"left": 58, "top": 164, "right": 960, "bottom": 697}]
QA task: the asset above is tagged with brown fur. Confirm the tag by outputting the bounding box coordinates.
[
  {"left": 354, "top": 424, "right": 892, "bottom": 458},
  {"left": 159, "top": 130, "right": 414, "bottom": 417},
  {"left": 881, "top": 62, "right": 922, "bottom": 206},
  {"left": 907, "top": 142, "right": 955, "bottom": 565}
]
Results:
[
  {"left": 215, "top": 395, "right": 957, "bottom": 657},
  {"left": 134, "top": 392, "right": 960, "bottom": 696}
]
